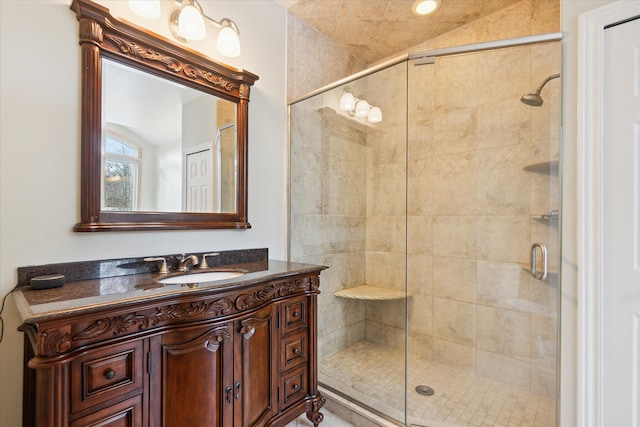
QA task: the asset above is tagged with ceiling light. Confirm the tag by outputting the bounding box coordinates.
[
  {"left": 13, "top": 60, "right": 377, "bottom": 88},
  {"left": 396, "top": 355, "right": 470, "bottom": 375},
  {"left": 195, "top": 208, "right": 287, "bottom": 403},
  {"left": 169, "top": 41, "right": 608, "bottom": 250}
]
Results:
[
  {"left": 412, "top": 0, "right": 441, "bottom": 15},
  {"left": 130, "top": 0, "right": 242, "bottom": 58},
  {"left": 128, "top": 0, "right": 161, "bottom": 19}
]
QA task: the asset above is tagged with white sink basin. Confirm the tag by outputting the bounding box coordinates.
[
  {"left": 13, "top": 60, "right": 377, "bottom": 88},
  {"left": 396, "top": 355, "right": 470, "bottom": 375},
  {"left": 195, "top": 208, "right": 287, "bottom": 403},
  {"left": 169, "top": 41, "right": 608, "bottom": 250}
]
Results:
[{"left": 158, "top": 271, "right": 246, "bottom": 285}]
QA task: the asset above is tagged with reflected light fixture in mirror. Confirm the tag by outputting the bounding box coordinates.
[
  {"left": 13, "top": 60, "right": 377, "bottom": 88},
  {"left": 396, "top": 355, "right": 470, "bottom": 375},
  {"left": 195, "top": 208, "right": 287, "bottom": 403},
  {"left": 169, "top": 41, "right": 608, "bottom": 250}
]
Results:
[
  {"left": 129, "top": 0, "right": 241, "bottom": 57},
  {"left": 339, "top": 87, "right": 383, "bottom": 123},
  {"left": 412, "top": 0, "right": 441, "bottom": 15}
]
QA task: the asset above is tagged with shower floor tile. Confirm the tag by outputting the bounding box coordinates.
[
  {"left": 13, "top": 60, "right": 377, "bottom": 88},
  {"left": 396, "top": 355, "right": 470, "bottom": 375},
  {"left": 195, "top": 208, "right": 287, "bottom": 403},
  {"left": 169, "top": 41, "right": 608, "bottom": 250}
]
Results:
[{"left": 319, "top": 340, "right": 556, "bottom": 427}]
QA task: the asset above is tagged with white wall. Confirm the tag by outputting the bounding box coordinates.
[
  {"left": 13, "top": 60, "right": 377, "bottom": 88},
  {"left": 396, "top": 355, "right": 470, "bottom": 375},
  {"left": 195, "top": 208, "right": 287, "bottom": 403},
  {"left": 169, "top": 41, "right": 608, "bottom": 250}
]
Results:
[{"left": 0, "top": 1, "right": 287, "bottom": 425}]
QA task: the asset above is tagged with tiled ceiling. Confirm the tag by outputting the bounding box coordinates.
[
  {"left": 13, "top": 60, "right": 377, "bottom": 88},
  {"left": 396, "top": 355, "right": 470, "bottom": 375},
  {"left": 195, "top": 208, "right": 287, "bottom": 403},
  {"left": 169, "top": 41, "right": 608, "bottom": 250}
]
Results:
[{"left": 281, "top": 0, "right": 523, "bottom": 64}]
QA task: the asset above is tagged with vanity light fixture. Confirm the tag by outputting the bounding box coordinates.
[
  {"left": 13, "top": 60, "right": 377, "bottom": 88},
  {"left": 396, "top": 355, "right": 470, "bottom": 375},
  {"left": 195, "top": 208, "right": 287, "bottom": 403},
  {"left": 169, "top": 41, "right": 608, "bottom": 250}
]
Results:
[
  {"left": 171, "top": 0, "right": 206, "bottom": 41},
  {"left": 339, "top": 87, "right": 383, "bottom": 123},
  {"left": 412, "top": 0, "right": 441, "bottom": 15},
  {"left": 128, "top": 0, "right": 161, "bottom": 19},
  {"left": 128, "top": 0, "right": 241, "bottom": 57}
]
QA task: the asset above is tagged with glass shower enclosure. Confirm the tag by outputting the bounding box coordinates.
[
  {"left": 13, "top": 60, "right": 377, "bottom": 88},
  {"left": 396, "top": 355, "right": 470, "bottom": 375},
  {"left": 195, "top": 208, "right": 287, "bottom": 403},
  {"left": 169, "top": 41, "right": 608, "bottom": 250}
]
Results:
[{"left": 289, "top": 35, "right": 561, "bottom": 427}]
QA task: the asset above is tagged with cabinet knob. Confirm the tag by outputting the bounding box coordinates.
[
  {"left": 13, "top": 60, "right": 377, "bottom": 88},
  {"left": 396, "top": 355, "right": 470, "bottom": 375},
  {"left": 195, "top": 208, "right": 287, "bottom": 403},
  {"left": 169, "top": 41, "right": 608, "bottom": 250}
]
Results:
[
  {"left": 293, "top": 384, "right": 299, "bottom": 390},
  {"left": 104, "top": 369, "right": 116, "bottom": 380},
  {"left": 293, "top": 348, "right": 300, "bottom": 355},
  {"left": 293, "top": 311, "right": 300, "bottom": 317}
]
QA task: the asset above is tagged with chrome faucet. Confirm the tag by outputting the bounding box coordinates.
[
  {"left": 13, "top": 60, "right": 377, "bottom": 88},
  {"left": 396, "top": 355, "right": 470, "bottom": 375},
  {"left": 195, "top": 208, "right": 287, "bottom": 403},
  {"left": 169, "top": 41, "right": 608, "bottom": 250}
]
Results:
[{"left": 178, "top": 254, "right": 199, "bottom": 272}]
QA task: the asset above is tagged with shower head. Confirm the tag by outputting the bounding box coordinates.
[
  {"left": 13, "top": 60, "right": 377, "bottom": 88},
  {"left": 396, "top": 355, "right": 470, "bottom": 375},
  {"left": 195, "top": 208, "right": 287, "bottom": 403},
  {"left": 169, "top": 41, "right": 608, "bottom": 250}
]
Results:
[
  {"left": 521, "top": 90, "right": 544, "bottom": 106},
  {"left": 520, "top": 73, "right": 560, "bottom": 107}
]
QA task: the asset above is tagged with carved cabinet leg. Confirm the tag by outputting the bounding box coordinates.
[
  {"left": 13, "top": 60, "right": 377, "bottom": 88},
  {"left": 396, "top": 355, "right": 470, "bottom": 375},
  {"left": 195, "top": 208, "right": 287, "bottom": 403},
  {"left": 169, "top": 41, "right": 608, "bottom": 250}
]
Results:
[{"left": 306, "top": 395, "right": 326, "bottom": 426}]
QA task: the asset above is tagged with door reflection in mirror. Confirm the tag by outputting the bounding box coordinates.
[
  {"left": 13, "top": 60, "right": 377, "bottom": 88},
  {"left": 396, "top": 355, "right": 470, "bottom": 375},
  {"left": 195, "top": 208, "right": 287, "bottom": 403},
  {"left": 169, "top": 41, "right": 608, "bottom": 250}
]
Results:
[{"left": 101, "top": 58, "right": 237, "bottom": 213}]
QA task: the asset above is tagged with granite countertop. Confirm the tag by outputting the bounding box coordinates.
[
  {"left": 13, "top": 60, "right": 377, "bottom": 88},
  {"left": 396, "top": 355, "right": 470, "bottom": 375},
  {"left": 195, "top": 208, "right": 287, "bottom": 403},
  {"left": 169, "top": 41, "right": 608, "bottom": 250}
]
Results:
[{"left": 14, "top": 259, "right": 326, "bottom": 324}]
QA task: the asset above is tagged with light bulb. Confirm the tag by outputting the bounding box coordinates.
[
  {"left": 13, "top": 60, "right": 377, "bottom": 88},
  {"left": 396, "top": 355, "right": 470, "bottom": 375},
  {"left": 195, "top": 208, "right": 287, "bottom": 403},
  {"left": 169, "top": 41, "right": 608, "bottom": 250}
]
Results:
[
  {"left": 178, "top": 4, "right": 206, "bottom": 41},
  {"left": 339, "top": 91, "right": 355, "bottom": 111},
  {"left": 355, "top": 99, "right": 370, "bottom": 117},
  {"left": 368, "top": 106, "right": 383, "bottom": 123},
  {"left": 412, "top": 0, "right": 441, "bottom": 15},
  {"left": 217, "top": 22, "right": 241, "bottom": 57},
  {"left": 128, "top": 0, "right": 161, "bottom": 19}
]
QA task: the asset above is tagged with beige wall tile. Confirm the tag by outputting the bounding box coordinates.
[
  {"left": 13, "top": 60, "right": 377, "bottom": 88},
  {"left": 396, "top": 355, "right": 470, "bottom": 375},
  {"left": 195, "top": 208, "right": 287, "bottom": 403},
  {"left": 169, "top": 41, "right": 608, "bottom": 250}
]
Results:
[
  {"left": 477, "top": 215, "right": 529, "bottom": 263},
  {"left": 365, "top": 321, "right": 397, "bottom": 348},
  {"left": 366, "top": 215, "right": 405, "bottom": 252},
  {"left": 407, "top": 215, "right": 433, "bottom": 254},
  {"left": 432, "top": 256, "right": 477, "bottom": 303},
  {"left": 476, "top": 349, "right": 530, "bottom": 389},
  {"left": 477, "top": 305, "right": 531, "bottom": 359},
  {"left": 320, "top": 327, "right": 348, "bottom": 360},
  {"left": 408, "top": 293, "right": 433, "bottom": 335},
  {"left": 433, "top": 216, "right": 477, "bottom": 259},
  {"left": 476, "top": 99, "right": 532, "bottom": 150},
  {"left": 366, "top": 299, "right": 401, "bottom": 327},
  {"left": 433, "top": 297, "right": 476, "bottom": 346},
  {"left": 347, "top": 321, "right": 366, "bottom": 347},
  {"left": 477, "top": 167, "right": 531, "bottom": 215},
  {"left": 365, "top": 251, "right": 405, "bottom": 289},
  {"left": 408, "top": 331, "right": 433, "bottom": 359},
  {"left": 430, "top": 108, "right": 477, "bottom": 155},
  {"left": 431, "top": 172, "right": 477, "bottom": 215},
  {"left": 432, "top": 338, "right": 476, "bottom": 371},
  {"left": 407, "top": 252, "right": 433, "bottom": 296}
]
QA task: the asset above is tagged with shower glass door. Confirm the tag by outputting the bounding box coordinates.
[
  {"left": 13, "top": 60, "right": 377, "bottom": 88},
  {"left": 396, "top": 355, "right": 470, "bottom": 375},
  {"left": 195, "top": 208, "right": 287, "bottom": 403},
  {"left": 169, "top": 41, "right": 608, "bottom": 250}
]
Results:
[
  {"left": 405, "top": 41, "right": 561, "bottom": 427},
  {"left": 289, "top": 62, "right": 409, "bottom": 424}
]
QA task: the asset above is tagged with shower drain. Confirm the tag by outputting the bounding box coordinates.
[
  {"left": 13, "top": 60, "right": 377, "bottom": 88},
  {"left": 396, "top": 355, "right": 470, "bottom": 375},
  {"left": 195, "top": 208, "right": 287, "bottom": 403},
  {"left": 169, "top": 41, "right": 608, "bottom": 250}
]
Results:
[{"left": 415, "top": 385, "right": 435, "bottom": 396}]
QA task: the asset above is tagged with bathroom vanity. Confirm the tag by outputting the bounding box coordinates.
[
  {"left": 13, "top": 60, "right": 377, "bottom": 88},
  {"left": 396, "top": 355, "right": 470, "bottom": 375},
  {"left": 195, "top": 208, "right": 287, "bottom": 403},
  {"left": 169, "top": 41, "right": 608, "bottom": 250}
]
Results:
[{"left": 14, "top": 253, "right": 326, "bottom": 427}]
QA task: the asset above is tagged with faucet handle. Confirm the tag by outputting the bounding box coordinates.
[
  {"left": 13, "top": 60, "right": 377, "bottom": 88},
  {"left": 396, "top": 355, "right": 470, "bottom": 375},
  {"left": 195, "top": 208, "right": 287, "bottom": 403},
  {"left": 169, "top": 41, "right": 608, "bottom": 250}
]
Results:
[
  {"left": 144, "top": 257, "right": 169, "bottom": 274},
  {"left": 198, "top": 252, "right": 220, "bottom": 269}
]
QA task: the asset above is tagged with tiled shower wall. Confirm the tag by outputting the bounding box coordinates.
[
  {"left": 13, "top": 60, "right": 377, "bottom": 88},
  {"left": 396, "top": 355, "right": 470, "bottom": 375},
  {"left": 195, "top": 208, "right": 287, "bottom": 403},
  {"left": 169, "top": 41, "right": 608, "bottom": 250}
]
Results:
[
  {"left": 289, "top": 0, "right": 560, "bottom": 399},
  {"left": 356, "top": 41, "right": 561, "bottom": 400}
]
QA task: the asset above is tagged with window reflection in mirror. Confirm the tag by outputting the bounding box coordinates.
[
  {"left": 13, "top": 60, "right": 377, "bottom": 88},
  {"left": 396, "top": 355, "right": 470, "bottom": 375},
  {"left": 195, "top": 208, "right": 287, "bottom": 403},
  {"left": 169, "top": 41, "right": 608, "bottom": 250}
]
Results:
[{"left": 102, "top": 58, "right": 238, "bottom": 213}]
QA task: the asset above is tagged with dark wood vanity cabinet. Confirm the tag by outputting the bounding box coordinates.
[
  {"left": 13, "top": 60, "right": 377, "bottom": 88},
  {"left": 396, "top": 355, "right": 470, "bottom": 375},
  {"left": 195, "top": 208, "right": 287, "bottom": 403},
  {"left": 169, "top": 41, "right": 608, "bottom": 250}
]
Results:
[{"left": 20, "top": 271, "right": 325, "bottom": 427}]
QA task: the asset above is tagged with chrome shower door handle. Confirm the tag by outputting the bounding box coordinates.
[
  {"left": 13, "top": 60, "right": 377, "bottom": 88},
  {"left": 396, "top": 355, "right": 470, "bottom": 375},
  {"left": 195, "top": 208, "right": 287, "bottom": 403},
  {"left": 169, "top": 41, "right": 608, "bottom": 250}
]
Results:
[{"left": 530, "top": 242, "right": 548, "bottom": 280}]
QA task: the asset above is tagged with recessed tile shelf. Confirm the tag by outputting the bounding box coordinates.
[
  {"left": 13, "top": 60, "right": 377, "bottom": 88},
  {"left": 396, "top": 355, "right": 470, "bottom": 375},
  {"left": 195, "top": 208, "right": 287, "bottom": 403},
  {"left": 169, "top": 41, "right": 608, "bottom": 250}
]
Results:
[{"left": 334, "top": 285, "right": 408, "bottom": 300}]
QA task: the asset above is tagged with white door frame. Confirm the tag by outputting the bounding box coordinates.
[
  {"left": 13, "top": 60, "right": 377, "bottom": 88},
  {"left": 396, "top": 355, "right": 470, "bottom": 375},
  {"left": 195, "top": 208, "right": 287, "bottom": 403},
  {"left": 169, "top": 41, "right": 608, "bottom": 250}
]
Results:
[{"left": 577, "top": 2, "right": 640, "bottom": 426}]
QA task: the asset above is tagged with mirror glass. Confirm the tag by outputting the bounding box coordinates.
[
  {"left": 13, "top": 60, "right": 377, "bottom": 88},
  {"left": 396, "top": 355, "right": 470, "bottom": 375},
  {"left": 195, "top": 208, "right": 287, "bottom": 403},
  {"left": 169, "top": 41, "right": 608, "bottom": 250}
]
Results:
[{"left": 102, "top": 58, "right": 237, "bottom": 213}]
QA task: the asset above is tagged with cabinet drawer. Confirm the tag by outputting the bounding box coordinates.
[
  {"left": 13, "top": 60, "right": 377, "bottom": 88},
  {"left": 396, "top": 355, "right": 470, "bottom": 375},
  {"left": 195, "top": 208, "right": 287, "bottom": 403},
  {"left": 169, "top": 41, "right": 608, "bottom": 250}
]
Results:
[
  {"left": 70, "top": 394, "right": 142, "bottom": 427},
  {"left": 281, "top": 297, "right": 308, "bottom": 334},
  {"left": 281, "top": 331, "right": 308, "bottom": 371},
  {"left": 71, "top": 340, "right": 144, "bottom": 413},
  {"left": 280, "top": 364, "right": 308, "bottom": 409}
]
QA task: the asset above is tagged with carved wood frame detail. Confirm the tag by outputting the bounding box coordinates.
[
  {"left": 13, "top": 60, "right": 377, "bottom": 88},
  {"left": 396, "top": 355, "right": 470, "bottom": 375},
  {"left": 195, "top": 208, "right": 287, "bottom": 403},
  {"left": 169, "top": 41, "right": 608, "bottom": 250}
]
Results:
[{"left": 25, "top": 276, "right": 316, "bottom": 359}]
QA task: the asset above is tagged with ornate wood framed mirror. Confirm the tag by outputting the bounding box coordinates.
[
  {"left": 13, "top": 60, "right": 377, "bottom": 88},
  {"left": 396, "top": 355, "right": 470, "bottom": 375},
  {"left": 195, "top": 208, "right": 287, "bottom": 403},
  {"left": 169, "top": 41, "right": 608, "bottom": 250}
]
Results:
[{"left": 71, "top": 0, "right": 258, "bottom": 231}]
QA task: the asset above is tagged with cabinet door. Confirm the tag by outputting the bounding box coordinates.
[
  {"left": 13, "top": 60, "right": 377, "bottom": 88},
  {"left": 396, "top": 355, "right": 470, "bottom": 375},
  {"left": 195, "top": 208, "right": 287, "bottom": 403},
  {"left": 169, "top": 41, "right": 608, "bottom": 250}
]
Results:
[
  {"left": 234, "top": 305, "right": 278, "bottom": 426},
  {"left": 149, "top": 323, "right": 234, "bottom": 427}
]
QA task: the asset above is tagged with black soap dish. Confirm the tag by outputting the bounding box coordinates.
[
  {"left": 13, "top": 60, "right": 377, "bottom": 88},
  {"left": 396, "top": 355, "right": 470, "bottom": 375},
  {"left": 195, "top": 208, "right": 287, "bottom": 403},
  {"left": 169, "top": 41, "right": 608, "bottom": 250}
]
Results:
[{"left": 30, "top": 274, "right": 65, "bottom": 290}]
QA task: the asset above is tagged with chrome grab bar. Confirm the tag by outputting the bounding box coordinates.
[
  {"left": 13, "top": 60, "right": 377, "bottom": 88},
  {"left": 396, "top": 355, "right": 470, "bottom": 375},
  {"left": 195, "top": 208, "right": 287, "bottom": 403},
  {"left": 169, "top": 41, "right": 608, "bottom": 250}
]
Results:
[{"left": 530, "top": 243, "right": 548, "bottom": 280}]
